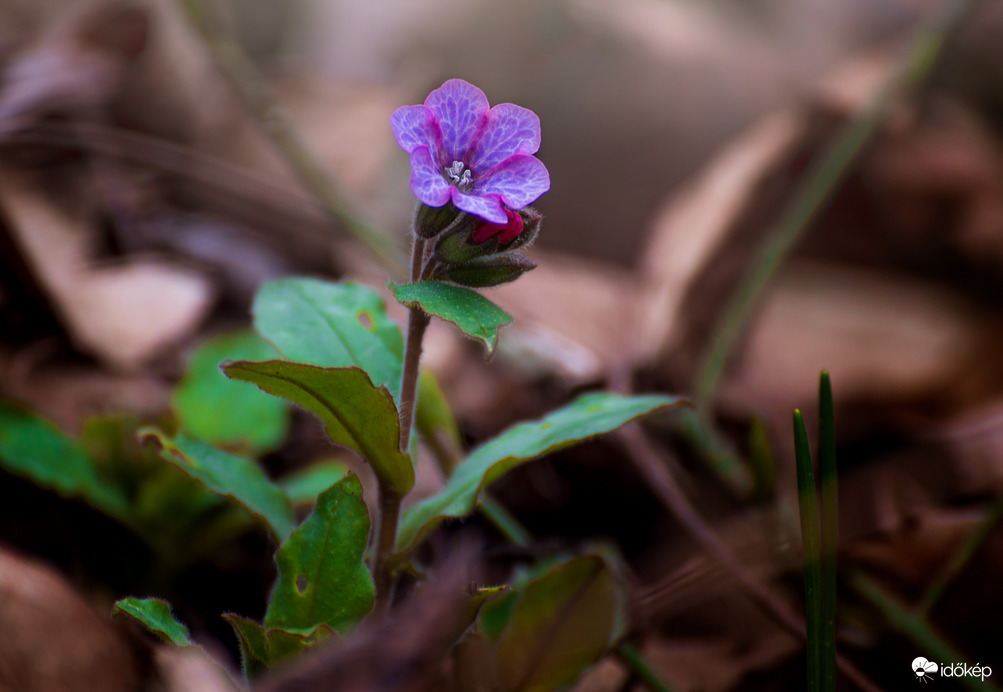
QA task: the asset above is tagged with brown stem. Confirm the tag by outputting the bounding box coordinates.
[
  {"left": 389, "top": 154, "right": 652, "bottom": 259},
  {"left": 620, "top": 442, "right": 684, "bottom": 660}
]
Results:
[
  {"left": 371, "top": 486, "right": 403, "bottom": 615},
  {"left": 398, "top": 308, "right": 430, "bottom": 453}
]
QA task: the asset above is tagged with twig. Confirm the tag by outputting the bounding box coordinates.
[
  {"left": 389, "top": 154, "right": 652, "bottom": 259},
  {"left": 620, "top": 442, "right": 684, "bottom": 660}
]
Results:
[
  {"left": 694, "top": 0, "right": 989, "bottom": 408},
  {"left": 176, "top": 0, "right": 404, "bottom": 275}
]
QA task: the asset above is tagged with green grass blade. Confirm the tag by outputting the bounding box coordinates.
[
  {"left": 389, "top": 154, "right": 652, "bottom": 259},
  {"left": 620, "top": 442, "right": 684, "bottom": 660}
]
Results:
[
  {"left": 818, "top": 372, "right": 838, "bottom": 692},
  {"left": 794, "top": 410, "right": 821, "bottom": 692}
]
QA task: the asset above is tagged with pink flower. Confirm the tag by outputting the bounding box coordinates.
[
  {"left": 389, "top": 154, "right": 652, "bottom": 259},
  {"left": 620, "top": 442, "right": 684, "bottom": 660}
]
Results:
[{"left": 390, "top": 79, "right": 550, "bottom": 224}]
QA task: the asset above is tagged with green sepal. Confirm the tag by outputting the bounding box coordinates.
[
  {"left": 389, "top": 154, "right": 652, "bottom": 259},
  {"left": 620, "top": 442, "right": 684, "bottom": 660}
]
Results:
[{"left": 444, "top": 253, "right": 537, "bottom": 288}]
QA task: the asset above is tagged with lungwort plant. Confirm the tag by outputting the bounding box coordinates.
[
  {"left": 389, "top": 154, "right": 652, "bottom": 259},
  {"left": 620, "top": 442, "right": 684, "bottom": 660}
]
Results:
[{"left": 0, "top": 79, "right": 688, "bottom": 688}]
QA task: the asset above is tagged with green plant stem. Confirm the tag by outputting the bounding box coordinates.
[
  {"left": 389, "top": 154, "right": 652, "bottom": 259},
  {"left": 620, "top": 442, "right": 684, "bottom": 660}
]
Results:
[
  {"left": 818, "top": 373, "right": 838, "bottom": 692},
  {"left": 478, "top": 496, "right": 533, "bottom": 546},
  {"left": 615, "top": 643, "right": 679, "bottom": 692},
  {"left": 918, "top": 495, "right": 1003, "bottom": 614},
  {"left": 372, "top": 486, "right": 403, "bottom": 616},
  {"left": 794, "top": 410, "right": 821, "bottom": 692},
  {"left": 177, "top": 0, "right": 403, "bottom": 275},
  {"left": 851, "top": 573, "right": 1002, "bottom": 692},
  {"left": 694, "top": 0, "right": 987, "bottom": 409}
]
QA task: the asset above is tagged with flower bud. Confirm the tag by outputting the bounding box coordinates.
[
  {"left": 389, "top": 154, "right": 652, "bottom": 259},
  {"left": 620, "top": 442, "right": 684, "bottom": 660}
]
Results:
[
  {"left": 434, "top": 207, "right": 540, "bottom": 265},
  {"left": 413, "top": 201, "right": 470, "bottom": 239},
  {"left": 444, "top": 253, "right": 537, "bottom": 288},
  {"left": 502, "top": 207, "right": 542, "bottom": 252}
]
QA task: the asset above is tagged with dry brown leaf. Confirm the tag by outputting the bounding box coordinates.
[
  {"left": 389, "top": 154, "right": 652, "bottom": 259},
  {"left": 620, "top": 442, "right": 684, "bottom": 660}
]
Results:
[
  {"left": 0, "top": 166, "right": 214, "bottom": 371},
  {"left": 0, "top": 547, "right": 141, "bottom": 692},
  {"left": 639, "top": 111, "right": 805, "bottom": 366},
  {"left": 720, "top": 261, "right": 986, "bottom": 414}
]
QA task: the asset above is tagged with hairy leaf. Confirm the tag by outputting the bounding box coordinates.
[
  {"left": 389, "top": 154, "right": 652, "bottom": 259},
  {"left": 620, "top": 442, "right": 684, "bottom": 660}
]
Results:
[
  {"left": 265, "top": 474, "right": 374, "bottom": 631},
  {"left": 253, "top": 278, "right": 404, "bottom": 400},
  {"left": 141, "top": 430, "right": 295, "bottom": 541},
  {"left": 224, "top": 361, "right": 413, "bottom": 495},
  {"left": 225, "top": 614, "right": 335, "bottom": 679},
  {"left": 171, "top": 330, "right": 288, "bottom": 452},
  {"left": 390, "top": 281, "right": 511, "bottom": 353},
  {"left": 397, "top": 393, "right": 688, "bottom": 555},
  {"left": 113, "top": 597, "right": 192, "bottom": 647},
  {"left": 0, "top": 401, "right": 129, "bottom": 518}
]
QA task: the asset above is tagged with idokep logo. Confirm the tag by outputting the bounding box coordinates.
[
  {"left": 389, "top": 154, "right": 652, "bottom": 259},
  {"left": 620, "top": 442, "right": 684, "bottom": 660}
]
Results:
[
  {"left": 912, "top": 656, "right": 993, "bottom": 683},
  {"left": 912, "top": 658, "right": 938, "bottom": 683}
]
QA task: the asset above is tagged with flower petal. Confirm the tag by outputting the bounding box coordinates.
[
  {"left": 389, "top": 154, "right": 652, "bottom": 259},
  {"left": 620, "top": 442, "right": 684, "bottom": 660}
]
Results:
[
  {"left": 409, "top": 146, "right": 451, "bottom": 207},
  {"left": 451, "top": 189, "right": 507, "bottom": 224},
  {"left": 424, "top": 79, "right": 489, "bottom": 164},
  {"left": 390, "top": 105, "right": 441, "bottom": 154},
  {"left": 468, "top": 103, "right": 541, "bottom": 173},
  {"left": 475, "top": 154, "right": 550, "bottom": 209}
]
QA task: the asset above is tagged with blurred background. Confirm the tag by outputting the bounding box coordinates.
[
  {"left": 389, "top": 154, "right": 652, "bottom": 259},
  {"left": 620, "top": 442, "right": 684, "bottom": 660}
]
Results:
[{"left": 3, "top": 0, "right": 1003, "bottom": 689}]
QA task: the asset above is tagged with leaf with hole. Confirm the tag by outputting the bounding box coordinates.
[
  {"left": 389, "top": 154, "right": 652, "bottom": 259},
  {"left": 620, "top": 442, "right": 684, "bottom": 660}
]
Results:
[
  {"left": 496, "top": 555, "right": 620, "bottom": 692},
  {"left": 396, "top": 393, "right": 689, "bottom": 556},
  {"left": 141, "top": 430, "right": 295, "bottom": 542},
  {"left": 224, "top": 360, "right": 413, "bottom": 495},
  {"left": 171, "top": 329, "right": 288, "bottom": 453},
  {"left": 253, "top": 278, "right": 405, "bottom": 400},
  {"left": 265, "top": 474, "right": 374, "bottom": 632},
  {"left": 224, "top": 614, "right": 335, "bottom": 679},
  {"left": 390, "top": 281, "right": 511, "bottom": 353},
  {"left": 0, "top": 401, "right": 129, "bottom": 519},
  {"left": 113, "top": 597, "right": 192, "bottom": 647}
]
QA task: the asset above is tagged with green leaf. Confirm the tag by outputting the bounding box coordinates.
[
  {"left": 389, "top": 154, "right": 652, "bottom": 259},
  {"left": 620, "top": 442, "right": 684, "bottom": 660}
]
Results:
[
  {"left": 113, "top": 597, "right": 192, "bottom": 647},
  {"left": 496, "top": 555, "right": 619, "bottom": 692},
  {"left": 141, "top": 430, "right": 295, "bottom": 542},
  {"left": 224, "top": 361, "right": 413, "bottom": 496},
  {"left": 265, "top": 474, "right": 374, "bottom": 631},
  {"left": 171, "top": 330, "right": 289, "bottom": 453},
  {"left": 253, "top": 278, "right": 404, "bottom": 400},
  {"left": 390, "top": 281, "right": 511, "bottom": 353},
  {"left": 0, "top": 401, "right": 129, "bottom": 518},
  {"left": 416, "top": 368, "right": 462, "bottom": 453},
  {"left": 280, "top": 460, "right": 350, "bottom": 507},
  {"left": 794, "top": 409, "right": 821, "bottom": 692},
  {"left": 397, "top": 393, "right": 688, "bottom": 556},
  {"left": 224, "top": 614, "right": 335, "bottom": 679}
]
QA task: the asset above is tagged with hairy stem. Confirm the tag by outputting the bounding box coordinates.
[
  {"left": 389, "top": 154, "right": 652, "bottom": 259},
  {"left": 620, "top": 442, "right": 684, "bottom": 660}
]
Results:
[{"left": 399, "top": 308, "right": 431, "bottom": 453}]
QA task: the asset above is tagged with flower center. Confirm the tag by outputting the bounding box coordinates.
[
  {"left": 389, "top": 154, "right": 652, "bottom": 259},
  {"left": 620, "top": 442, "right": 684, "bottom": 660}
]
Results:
[{"left": 445, "top": 160, "right": 473, "bottom": 190}]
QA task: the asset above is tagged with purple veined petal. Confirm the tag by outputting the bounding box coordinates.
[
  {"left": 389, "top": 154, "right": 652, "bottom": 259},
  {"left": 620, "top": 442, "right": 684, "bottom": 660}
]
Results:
[
  {"left": 475, "top": 154, "right": 551, "bottom": 209},
  {"left": 424, "top": 79, "right": 490, "bottom": 164},
  {"left": 468, "top": 103, "right": 542, "bottom": 173},
  {"left": 390, "top": 105, "right": 442, "bottom": 154},
  {"left": 409, "top": 146, "right": 451, "bottom": 207},
  {"left": 451, "top": 188, "right": 507, "bottom": 224}
]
